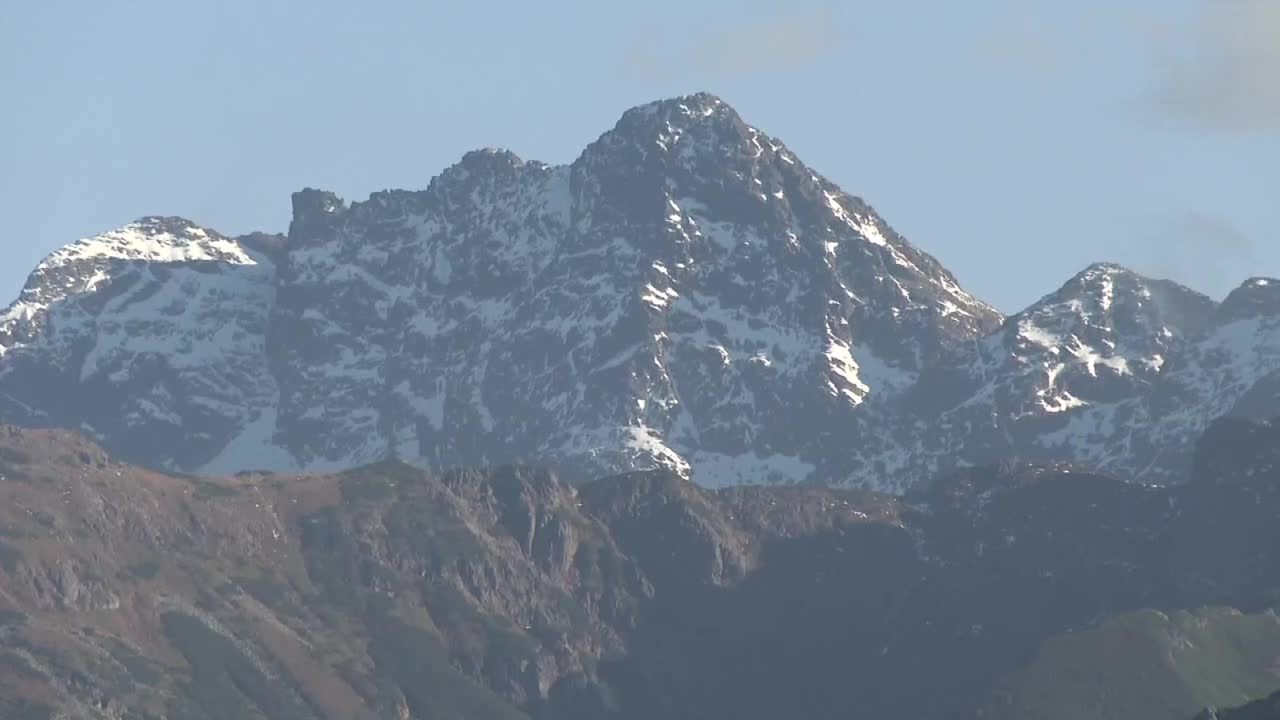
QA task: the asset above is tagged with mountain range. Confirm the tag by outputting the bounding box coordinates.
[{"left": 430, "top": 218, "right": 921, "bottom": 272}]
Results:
[
  {"left": 0, "top": 414, "right": 1277, "bottom": 719},
  {"left": 3, "top": 93, "right": 1280, "bottom": 720},
  {"left": 5, "top": 93, "right": 1276, "bottom": 491}
]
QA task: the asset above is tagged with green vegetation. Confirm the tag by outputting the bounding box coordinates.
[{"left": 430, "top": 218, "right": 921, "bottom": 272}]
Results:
[
  {"left": 192, "top": 481, "right": 239, "bottom": 500},
  {"left": 0, "top": 650, "right": 43, "bottom": 680},
  {"left": 425, "top": 584, "right": 542, "bottom": 662},
  {"left": 227, "top": 574, "right": 307, "bottom": 621},
  {"left": 0, "top": 542, "right": 23, "bottom": 571},
  {"left": 232, "top": 575, "right": 287, "bottom": 608},
  {"left": 387, "top": 497, "right": 488, "bottom": 569},
  {"left": 129, "top": 560, "right": 162, "bottom": 580},
  {"left": 0, "top": 446, "right": 33, "bottom": 466},
  {"left": 982, "top": 607, "right": 1280, "bottom": 720},
  {"left": 0, "top": 700, "right": 55, "bottom": 720},
  {"left": 366, "top": 614, "right": 529, "bottom": 720},
  {"left": 107, "top": 639, "right": 163, "bottom": 687},
  {"left": 0, "top": 608, "right": 26, "bottom": 627},
  {"left": 297, "top": 509, "right": 364, "bottom": 611},
  {"left": 0, "top": 462, "right": 33, "bottom": 482},
  {"left": 160, "top": 611, "right": 316, "bottom": 720},
  {"left": 339, "top": 461, "right": 419, "bottom": 504},
  {"left": 1203, "top": 688, "right": 1280, "bottom": 719}
]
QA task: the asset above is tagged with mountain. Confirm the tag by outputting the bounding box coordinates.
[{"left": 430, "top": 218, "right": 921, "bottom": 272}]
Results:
[
  {"left": 2, "top": 93, "right": 1000, "bottom": 488},
  {"left": 983, "top": 607, "right": 1280, "bottom": 720},
  {"left": 1, "top": 93, "right": 1277, "bottom": 491},
  {"left": 1, "top": 415, "right": 1278, "bottom": 719},
  {"left": 868, "top": 264, "right": 1280, "bottom": 488},
  {"left": 1197, "top": 689, "right": 1280, "bottom": 720},
  {"left": 0, "top": 217, "right": 280, "bottom": 471}
]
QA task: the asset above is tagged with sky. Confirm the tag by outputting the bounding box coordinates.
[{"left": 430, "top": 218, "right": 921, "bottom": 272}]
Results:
[{"left": 1, "top": 0, "right": 1277, "bottom": 313}]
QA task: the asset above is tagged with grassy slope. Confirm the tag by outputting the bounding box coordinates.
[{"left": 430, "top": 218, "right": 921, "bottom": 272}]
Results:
[{"left": 981, "top": 608, "right": 1280, "bottom": 720}]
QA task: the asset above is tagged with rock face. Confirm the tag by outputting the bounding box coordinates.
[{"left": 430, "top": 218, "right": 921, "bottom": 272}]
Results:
[
  {"left": 1, "top": 94, "right": 1278, "bottom": 490},
  {"left": 0, "top": 217, "right": 280, "bottom": 471},
  {"left": 2, "top": 416, "right": 1280, "bottom": 719},
  {"left": 871, "top": 265, "right": 1280, "bottom": 488}
]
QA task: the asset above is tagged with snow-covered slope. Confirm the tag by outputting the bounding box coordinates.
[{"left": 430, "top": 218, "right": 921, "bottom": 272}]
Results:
[
  {"left": 1022, "top": 275, "right": 1280, "bottom": 483},
  {"left": 997, "top": 263, "right": 1216, "bottom": 414},
  {"left": 0, "top": 218, "right": 279, "bottom": 469},
  {"left": 855, "top": 266, "right": 1280, "bottom": 490},
  {"left": 1122, "top": 278, "right": 1280, "bottom": 481},
  {"left": 1, "top": 94, "right": 1275, "bottom": 490},
  {"left": 258, "top": 94, "right": 1002, "bottom": 483}
]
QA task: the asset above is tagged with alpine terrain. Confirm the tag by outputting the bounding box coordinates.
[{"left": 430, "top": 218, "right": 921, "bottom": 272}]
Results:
[
  {"left": 0, "top": 415, "right": 1278, "bottom": 719},
  {"left": 2, "top": 93, "right": 1280, "bottom": 720},
  {"left": 8, "top": 94, "right": 1274, "bottom": 492}
]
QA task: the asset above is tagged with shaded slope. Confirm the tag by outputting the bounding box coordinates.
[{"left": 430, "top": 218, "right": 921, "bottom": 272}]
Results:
[{"left": 0, "top": 416, "right": 1278, "bottom": 718}]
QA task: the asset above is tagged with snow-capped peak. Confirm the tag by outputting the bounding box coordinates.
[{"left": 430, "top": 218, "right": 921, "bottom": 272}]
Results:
[
  {"left": 2, "top": 218, "right": 261, "bottom": 358},
  {"left": 1017, "top": 263, "right": 1215, "bottom": 342},
  {"left": 40, "top": 217, "right": 258, "bottom": 269},
  {"left": 0, "top": 215, "right": 278, "bottom": 467},
  {"left": 621, "top": 91, "right": 736, "bottom": 123},
  {"left": 999, "top": 263, "right": 1215, "bottom": 404},
  {"left": 0, "top": 94, "right": 1012, "bottom": 486},
  {"left": 581, "top": 91, "right": 781, "bottom": 171},
  {"left": 1, "top": 95, "right": 1275, "bottom": 496},
  {"left": 1218, "top": 276, "right": 1280, "bottom": 323}
]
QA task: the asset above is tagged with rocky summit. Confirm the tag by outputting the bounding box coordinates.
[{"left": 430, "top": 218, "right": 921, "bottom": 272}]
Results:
[
  {"left": 1, "top": 94, "right": 1277, "bottom": 491},
  {"left": 3, "top": 93, "right": 1280, "bottom": 720}
]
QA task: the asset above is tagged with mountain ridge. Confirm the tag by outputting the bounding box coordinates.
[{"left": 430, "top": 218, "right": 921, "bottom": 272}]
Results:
[
  {"left": 1, "top": 93, "right": 1277, "bottom": 491},
  {"left": 1, "top": 414, "right": 1279, "bottom": 718}
]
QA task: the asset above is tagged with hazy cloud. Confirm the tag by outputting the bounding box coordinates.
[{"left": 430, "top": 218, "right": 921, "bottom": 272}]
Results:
[
  {"left": 974, "top": 1, "right": 1280, "bottom": 135},
  {"left": 1145, "top": 1, "right": 1280, "bottom": 134},
  {"left": 975, "top": 3, "right": 1075, "bottom": 76},
  {"left": 1125, "top": 211, "right": 1259, "bottom": 297},
  {"left": 623, "top": 7, "right": 841, "bottom": 81}
]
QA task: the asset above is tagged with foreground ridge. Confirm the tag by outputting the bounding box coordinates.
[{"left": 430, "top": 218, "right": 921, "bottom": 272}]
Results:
[{"left": 0, "top": 417, "right": 1278, "bottom": 718}]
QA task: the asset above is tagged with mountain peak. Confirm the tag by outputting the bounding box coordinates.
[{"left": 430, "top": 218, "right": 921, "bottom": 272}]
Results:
[
  {"left": 1025, "top": 263, "right": 1137, "bottom": 321},
  {"left": 36, "top": 217, "right": 254, "bottom": 270},
  {"left": 987, "top": 261, "right": 1218, "bottom": 418},
  {"left": 291, "top": 187, "right": 346, "bottom": 217},
  {"left": 432, "top": 147, "right": 538, "bottom": 190},
  {"left": 8, "top": 95, "right": 1272, "bottom": 498},
  {"left": 1218, "top": 276, "right": 1280, "bottom": 322},
  {"left": 0, "top": 93, "right": 1013, "bottom": 484},
  {"left": 1076, "top": 261, "right": 1135, "bottom": 278},
  {"left": 585, "top": 92, "right": 762, "bottom": 166},
  {"left": 1059, "top": 262, "right": 1172, "bottom": 295},
  {"left": 624, "top": 91, "right": 735, "bottom": 121},
  {"left": 1041, "top": 262, "right": 1213, "bottom": 323},
  {"left": 0, "top": 216, "right": 269, "bottom": 373},
  {"left": 455, "top": 146, "right": 527, "bottom": 171}
]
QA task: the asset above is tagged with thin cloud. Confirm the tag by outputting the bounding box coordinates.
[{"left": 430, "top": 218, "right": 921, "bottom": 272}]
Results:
[
  {"left": 623, "top": 7, "right": 841, "bottom": 81},
  {"left": 1125, "top": 211, "right": 1259, "bottom": 298},
  {"left": 974, "top": 3, "right": 1074, "bottom": 76},
  {"left": 1145, "top": 0, "right": 1280, "bottom": 135}
]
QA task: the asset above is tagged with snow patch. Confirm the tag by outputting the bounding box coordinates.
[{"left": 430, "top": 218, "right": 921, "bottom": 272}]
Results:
[
  {"left": 44, "top": 221, "right": 257, "bottom": 268},
  {"left": 622, "top": 425, "right": 691, "bottom": 477},
  {"left": 825, "top": 336, "right": 870, "bottom": 404},
  {"left": 852, "top": 345, "right": 919, "bottom": 397},
  {"left": 199, "top": 408, "right": 297, "bottom": 475},
  {"left": 690, "top": 451, "right": 816, "bottom": 488}
]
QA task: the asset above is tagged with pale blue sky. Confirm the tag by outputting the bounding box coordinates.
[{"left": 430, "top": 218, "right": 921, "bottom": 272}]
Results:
[{"left": 2, "top": 0, "right": 1276, "bottom": 312}]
